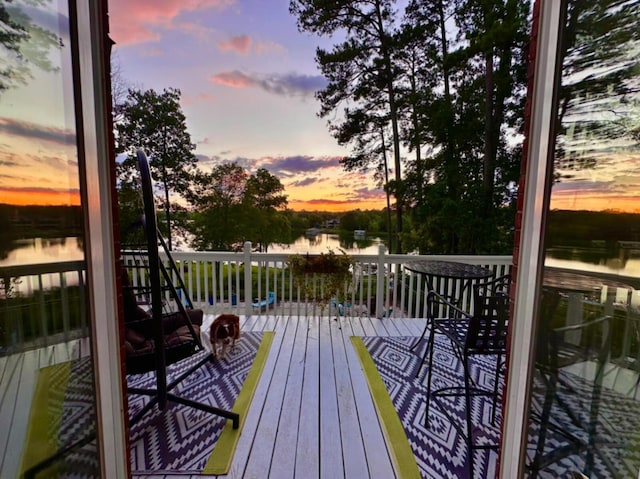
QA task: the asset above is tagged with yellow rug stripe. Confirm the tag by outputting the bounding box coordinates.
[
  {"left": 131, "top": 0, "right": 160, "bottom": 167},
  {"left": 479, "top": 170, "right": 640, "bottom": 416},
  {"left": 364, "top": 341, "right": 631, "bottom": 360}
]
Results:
[
  {"left": 351, "top": 337, "right": 421, "bottom": 479},
  {"left": 20, "top": 361, "right": 72, "bottom": 476},
  {"left": 203, "top": 331, "right": 275, "bottom": 475}
]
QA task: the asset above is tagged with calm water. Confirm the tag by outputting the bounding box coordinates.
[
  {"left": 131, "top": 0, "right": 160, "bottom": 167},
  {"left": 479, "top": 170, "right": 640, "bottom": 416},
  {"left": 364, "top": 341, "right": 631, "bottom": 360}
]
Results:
[
  {"left": 0, "top": 237, "right": 85, "bottom": 267},
  {"left": 5, "top": 236, "right": 640, "bottom": 281},
  {"left": 0, "top": 234, "right": 385, "bottom": 267}
]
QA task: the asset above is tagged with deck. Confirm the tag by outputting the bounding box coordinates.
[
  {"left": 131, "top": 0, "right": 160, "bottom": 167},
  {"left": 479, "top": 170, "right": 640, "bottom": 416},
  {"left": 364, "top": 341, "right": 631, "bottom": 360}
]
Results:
[
  {"left": 0, "top": 313, "right": 427, "bottom": 479},
  {"left": 167, "top": 313, "right": 426, "bottom": 479}
]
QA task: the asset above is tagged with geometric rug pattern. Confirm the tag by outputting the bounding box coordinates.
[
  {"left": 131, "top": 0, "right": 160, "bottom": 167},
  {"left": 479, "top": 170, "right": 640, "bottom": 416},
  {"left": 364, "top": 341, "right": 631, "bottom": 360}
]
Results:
[
  {"left": 526, "top": 367, "right": 640, "bottom": 478},
  {"left": 127, "top": 331, "right": 263, "bottom": 474},
  {"left": 21, "top": 357, "right": 99, "bottom": 478},
  {"left": 361, "top": 335, "right": 503, "bottom": 479}
]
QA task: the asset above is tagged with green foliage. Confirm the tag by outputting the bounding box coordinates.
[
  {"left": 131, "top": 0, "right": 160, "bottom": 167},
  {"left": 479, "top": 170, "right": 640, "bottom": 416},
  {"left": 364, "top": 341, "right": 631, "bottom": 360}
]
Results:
[
  {"left": 188, "top": 163, "right": 290, "bottom": 251},
  {"left": 115, "top": 87, "right": 198, "bottom": 249},
  {"left": 287, "top": 250, "right": 354, "bottom": 310},
  {"left": 291, "top": 0, "right": 406, "bottom": 252},
  {"left": 1, "top": 1, "right": 61, "bottom": 94},
  {"left": 290, "top": 0, "right": 531, "bottom": 255}
]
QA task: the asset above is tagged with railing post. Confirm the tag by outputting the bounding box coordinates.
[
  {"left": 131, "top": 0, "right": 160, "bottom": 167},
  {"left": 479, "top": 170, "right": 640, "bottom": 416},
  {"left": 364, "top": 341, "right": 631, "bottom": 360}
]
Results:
[
  {"left": 376, "top": 244, "right": 385, "bottom": 318},
  {"left": 244, "top": 241, "right": 253, "bottom": 318}
]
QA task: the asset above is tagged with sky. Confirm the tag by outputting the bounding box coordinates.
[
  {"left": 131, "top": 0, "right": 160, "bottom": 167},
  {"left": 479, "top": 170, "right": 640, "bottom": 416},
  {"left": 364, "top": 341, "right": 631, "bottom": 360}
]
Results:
[
  {"left": 2, "top": 0, "right": 639, "bottom": 214},
  {"left": 107, "top": 0, "right": 387, "bottom": 212}
]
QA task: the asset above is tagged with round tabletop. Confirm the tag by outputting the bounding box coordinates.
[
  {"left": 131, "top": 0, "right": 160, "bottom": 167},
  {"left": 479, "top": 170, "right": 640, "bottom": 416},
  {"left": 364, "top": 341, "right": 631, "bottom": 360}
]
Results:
[{"left": 405, "top": 259, "right": 493, "bottom": 280}]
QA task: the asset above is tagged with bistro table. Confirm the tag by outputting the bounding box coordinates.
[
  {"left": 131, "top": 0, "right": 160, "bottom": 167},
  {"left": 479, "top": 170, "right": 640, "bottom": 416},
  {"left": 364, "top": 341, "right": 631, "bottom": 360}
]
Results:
[{"left": 405, "top": 259, "right": 494, "bottom": 351}]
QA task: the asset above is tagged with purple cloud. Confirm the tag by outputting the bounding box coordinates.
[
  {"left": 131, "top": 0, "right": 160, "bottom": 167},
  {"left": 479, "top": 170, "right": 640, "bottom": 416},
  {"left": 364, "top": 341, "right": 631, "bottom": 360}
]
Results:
[
  {"left": 210, "top": 70, "right": 327, "bottom": 97},
  {"left": 0, "top": 117, "right": 75, "bottom": 146}
]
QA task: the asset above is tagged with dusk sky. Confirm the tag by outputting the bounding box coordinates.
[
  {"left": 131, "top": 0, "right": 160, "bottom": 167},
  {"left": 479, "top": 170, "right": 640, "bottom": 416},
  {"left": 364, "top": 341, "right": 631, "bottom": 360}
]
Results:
[
  {"left": 108, "top": 0, "right": 387, "bottom": 212},
  {"left": 2, "top": 0, "right": 639, "bottom": 214}
]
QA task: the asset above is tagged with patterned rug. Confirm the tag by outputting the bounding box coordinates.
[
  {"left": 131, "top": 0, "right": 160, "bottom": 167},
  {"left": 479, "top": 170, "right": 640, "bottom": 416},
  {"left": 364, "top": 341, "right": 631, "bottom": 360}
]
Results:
[
  {"left": 21, "top": 357, "right": 99, "bottom": 478},
  {"left": 526, "top": 367, "right": 640, "bottom": 478},
  {"left": 128, "top": 331, "right": 266, "bottom": 474},
  {"left": 359, "top": 335, "right": 503, "bottom": 479}
]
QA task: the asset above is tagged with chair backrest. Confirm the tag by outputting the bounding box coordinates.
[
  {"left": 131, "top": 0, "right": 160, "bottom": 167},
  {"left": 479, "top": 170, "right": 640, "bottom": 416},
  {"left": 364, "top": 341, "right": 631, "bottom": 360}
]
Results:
[{"left": 465, "top": 274, "right": 511, "bottom": 355}]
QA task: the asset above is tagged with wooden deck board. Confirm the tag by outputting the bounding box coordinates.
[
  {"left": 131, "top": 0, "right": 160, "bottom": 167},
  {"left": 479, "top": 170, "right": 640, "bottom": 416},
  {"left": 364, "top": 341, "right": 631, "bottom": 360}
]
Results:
[{"left": 295, "top": 315, "right": 320, "bottom": 478}]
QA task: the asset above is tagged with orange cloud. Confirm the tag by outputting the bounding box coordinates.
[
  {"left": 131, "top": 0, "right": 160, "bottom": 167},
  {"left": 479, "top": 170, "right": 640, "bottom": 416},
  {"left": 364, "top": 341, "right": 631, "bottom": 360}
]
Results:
[
  {"left": 109, "top": 0, "right": 235, "bottom": 46},
  {"left": 217, "top": 35, "right": 251, "bottom": 55},
  {"left": 551, "top": 193, "right": 640, "bottom": 213},
  {"left": 289, "top": 198, "right": 386, "bottom": 212},
  {"left": 0, "top": 187, "right": 80, "bottom": 206}
]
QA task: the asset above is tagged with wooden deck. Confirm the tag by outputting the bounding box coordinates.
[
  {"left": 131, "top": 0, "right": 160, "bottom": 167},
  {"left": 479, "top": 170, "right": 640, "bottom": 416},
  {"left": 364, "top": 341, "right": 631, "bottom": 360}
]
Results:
[
  {"left": 0, "top": 314, "right": 427, "bottom": 478},
  {"left": 178, "top": 313, "right": 426, "bottom": 479}
]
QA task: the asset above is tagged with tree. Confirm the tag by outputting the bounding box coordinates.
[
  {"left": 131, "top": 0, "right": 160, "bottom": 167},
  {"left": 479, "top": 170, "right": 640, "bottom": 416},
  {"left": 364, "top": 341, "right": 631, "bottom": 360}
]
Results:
[
  {"left": 188, "top": 164, "right": 290, "bottom": 252},
  {"left": 399, "top": 0, "right": 529, "bottom": 254},
  {"left": 115, "top": 88, "right": 198, "bottom": 249},
  {"left": 290, "top": 0, "right": 406, "bottom": 253},
  {"left": 243, "top": 168, "right": 290, "bottom": 252},
  {"left": 0, "top": 1, "right": 61, "bottom": 94},
  {"left": 189, "top": 163, "right": 248, "bottom": 251},
  {"left": 552, "top": 0, "right": 640, "bottom": 183}
]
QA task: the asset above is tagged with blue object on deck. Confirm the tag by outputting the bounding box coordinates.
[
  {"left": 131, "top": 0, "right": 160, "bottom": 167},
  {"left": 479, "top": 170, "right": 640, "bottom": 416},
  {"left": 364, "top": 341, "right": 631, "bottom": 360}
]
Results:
[{"left": 252, "top": 291, "right": 275, "bottom": 310}]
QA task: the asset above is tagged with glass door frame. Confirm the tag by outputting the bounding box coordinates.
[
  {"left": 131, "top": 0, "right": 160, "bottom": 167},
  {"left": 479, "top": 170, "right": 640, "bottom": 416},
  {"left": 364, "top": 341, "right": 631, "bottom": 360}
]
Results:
[
  {"left": 500, "top": 0, "right": 564, "bottom": 476},
  {"left": 74, "top": 1, "right": 128, "bottom": 476}
]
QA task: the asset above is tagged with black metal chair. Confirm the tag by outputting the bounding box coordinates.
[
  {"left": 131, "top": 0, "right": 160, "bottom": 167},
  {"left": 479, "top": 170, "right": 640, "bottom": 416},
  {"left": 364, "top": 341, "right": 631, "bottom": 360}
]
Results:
[
  {"left": 527, "top": 288, "right": 616, "bottom": 478},
  {"left": 424, "top": 274, "right": 511, "bottom": 479},
  {"left": 122, "top": 150, "right": 239, "bottom": 428}
]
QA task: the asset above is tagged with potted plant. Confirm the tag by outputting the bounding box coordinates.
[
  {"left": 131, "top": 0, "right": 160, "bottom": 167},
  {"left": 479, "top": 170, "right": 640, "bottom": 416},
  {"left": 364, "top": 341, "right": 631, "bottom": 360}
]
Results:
[{"left": 287, "top": 249, "right": 353, "bottom": 313}]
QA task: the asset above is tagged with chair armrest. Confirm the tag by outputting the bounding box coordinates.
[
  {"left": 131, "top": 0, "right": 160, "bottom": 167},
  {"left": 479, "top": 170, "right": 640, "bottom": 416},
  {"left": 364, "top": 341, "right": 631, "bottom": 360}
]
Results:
[{"left": 427, "top": 290, "right": 471, "bottom": 319}]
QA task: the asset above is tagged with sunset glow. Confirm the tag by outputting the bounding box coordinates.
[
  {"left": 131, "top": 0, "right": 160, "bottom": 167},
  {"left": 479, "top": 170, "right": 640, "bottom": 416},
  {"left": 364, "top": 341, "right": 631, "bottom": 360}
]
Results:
[{"left": 0, "top": 187, "right": 81, "bottom": 207}]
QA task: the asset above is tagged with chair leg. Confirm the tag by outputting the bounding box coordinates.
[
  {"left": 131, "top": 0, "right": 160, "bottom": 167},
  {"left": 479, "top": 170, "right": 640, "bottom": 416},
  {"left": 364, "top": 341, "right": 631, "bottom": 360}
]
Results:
[
  {"left": 464, "top": 356, "right": 475, "bottom": 479},
  {"left": 423, "top": 327, "right": 437, "bottom": 428},
  {"left": 491, "top": 353, "right": 502, "bottom": 424},
  {"left": 411, "top": 318, "right": 430, "bottom": 351}
]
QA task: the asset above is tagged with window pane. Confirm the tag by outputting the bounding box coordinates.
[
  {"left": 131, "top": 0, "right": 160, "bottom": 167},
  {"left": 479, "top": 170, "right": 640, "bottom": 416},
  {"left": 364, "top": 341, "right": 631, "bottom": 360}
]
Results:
[
  {"left": 0, "top": 1, "right": 99, "bottom": 477},
  {"left": 526, "top": 1, "right": 640, "bottom": 477}
]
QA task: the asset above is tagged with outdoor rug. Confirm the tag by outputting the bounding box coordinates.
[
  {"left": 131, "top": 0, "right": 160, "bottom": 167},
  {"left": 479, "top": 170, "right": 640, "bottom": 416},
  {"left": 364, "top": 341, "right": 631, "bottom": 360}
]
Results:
[
  {"left": 128, "top": 330, "right": 273, "bottom": 475},
  {"left": 525, "top": 367, "right": 640, "bottom": 478},
  {"left": 353, "top": 335, "right": 503, "bottom": 479},
  {"left": 20, "top": 357, "right": 99, "bottom": 478}
]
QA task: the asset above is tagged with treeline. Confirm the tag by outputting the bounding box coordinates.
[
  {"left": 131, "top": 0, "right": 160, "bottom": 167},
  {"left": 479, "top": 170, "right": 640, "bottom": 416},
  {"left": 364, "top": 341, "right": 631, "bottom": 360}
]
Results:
[
  {"left": 1, "top": 204, "right": 83, "bottom": 238},
  {"left": 547, "top": 210, "right": 640, "bottom": 245}
]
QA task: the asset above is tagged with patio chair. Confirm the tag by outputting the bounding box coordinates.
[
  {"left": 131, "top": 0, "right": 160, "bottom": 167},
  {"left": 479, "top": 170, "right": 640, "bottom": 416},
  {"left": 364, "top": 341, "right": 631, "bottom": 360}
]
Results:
[
  {"left": 527, "top": 288, "right": 617, "bottom": 478},
  {"left": 424, "top": 274, "right": 511, "bottom": 479},
  {"left": 122, "top": 150, "right": 239, "bottom": 428}
]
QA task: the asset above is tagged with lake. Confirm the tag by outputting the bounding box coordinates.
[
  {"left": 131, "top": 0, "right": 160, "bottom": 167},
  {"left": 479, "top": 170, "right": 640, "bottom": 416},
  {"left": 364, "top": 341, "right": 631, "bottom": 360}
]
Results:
[
  {"left": 0, "top": 234, "right": 387, "bottom": 267},
  {"left": 4, "top": 236, "right": 640, "bottom": 283}
]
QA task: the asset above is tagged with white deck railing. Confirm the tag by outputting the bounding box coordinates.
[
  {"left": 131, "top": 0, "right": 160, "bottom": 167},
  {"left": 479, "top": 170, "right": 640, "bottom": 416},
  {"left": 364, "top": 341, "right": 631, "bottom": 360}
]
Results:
[
  {"left": 0, "top": 260, "right": 88, "bottom": 354},
  {"left": 1, "top": 245, "right": 513, "bottom": 355},
  {"left": 134, "top": 243, "right": 513, "bottom": 319}
]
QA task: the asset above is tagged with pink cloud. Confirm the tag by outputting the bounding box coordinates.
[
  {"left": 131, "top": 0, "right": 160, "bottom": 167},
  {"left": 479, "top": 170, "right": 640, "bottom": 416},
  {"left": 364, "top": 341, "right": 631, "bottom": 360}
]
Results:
[
  {"left": 209, "top": 71, "right": 256, "bottom": 88},
  {"left": 109, "top": 0, "right": 234, "bottom": 46},
  {"left": 217, "top": 35, "right": 252, "bottom": 55}
]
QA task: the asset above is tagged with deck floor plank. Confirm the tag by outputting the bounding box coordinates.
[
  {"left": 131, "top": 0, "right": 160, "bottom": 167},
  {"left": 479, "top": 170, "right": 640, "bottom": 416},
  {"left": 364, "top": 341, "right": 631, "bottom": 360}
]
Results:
[
  {"left": 332, "top": 317, "right": 372, "bottom": 478},
  {"left": 270, "top": 315, "right": 309, "bottom": 478},
  {"left": 242, "top": 315, "right": 300, "bottom": 478},
  {"left": 295, "top": 315, "right": 321, "bottom": 478},
  {"left": 343, "top": 316, "right": 397, "bottom": 478},
  {"left": 318, "top": 315, "right": 345, "bottom": 479},
  {"left": 221, "top": 315, "right": 287, "bottom": 479}
]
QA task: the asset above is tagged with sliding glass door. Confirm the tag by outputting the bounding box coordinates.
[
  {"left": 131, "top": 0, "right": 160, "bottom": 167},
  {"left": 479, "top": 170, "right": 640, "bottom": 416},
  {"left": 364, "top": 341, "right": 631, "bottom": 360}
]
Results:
[
  {"left": 524, "top": 1, "right": 640, "bottom": 477},
  {"left": 1, "top": 1, "right": 126, "bottom": 477}
]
